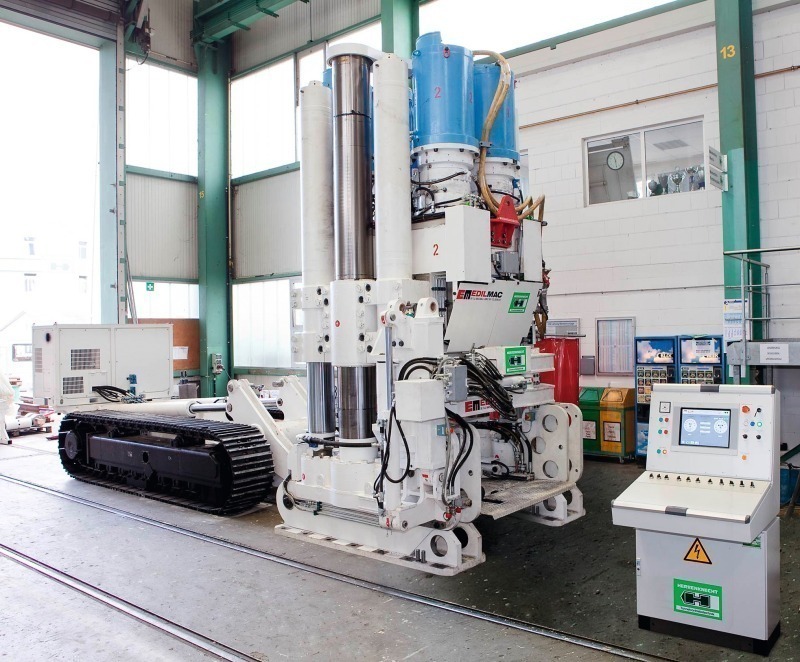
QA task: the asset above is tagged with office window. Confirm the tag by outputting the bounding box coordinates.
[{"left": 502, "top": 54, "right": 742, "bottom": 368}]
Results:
[
  {"left": 78, "top": 241, "right": 88, "bottom": 259},
  {"left": 24, "top": 237, "right": 35, "bottom": 256},
  {"left": 328, "top": 21, "right": 383, "bottom": 51},
  {"left": 233, "top": 278, "right": 297, "bottom": 369},
  {"left": 587, "top": 134, "right": 642, "bottom": 204},
  {"left": 78, "top": 275, "right": 88, "bottom": 293},
  {"left": 126, "top": 58, "right": 198, "bottom": 175},
  {"left": 230, "top": 57, "right": 296, "bottom": 178},
  {"left": 24, "top": 273, "right": 36, "bottom": 292},
  {"left": 12, "top": 343, "right": 33, "bottom": 362},
  {"left": 131, "top": 281, "right": 199, "bottom": 318},
  {"left": 596, "top": 318, "right": 635, "bottom": 375},
  {"left": 297, "top": 46, "right": 326, "bottom": 92},
  {"left": 586, "top": 120, "right": 703, "bottom": 205},
  {"left": 644, "top": 122, "right": 705, "bottom": 195}
]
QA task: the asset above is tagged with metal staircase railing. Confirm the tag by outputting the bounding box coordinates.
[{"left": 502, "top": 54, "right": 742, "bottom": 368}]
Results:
[{"left": 723, "top": 245, "right": 800, "bottom": 380}]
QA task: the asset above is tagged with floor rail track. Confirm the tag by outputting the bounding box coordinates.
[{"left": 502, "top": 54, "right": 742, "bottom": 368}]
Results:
[
  {"left": 0, "top": 542, "right": 260, "bottom": 662},
  {"left": 0, "top": 472, "right": 672, "bottom": 662}
]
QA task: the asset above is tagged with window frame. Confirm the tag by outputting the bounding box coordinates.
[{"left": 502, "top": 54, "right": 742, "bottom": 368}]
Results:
[
  {"left": 596, "top": 317, "right": 636, "bottom": 376},
  {"left": 124, "top": 57, "right": 199, "bottom": 176},
  {"left": 229, "top": 20, "right": 383, "bottom": 179},
  {"left": 230, "top": 54, "right": 298, "bottom": 179},
  {"left": 12, "top": 343, "right": 33, "bottom": 362},
  {"left": 231, "top": 275, "right": 302, "bottom": 372},
  {"left": 23, "top": 273, "right": 36, "bottom": 293},
  {"left": 583, "top": 117, "right": 706, "bottom": 207}
]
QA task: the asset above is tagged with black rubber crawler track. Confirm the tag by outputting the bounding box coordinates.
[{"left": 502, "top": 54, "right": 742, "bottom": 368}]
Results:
[{"left": 58, "top": 411, "right": 273, "bottom": 515}]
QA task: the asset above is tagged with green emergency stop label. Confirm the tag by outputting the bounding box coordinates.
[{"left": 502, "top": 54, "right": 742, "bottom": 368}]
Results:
[
  {"left": 505, "top": 346, "right": 527, "bottom": 374},
  {"left": 673, "top": 579, "right": 722, "bottom": 620},
  {"left": 508, "top": 292, "right": 531, "bottom": 314}
]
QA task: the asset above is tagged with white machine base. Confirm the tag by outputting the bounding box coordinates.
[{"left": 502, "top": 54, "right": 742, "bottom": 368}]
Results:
[
  {"left": 275, "top": 524, "right": 485, "bottom": 576},
  {"left": 636, "top": 519, "right": 780, "bottom": 655},
  {"left": 276, "top": 485, "right": 485, "bottom": 576}
]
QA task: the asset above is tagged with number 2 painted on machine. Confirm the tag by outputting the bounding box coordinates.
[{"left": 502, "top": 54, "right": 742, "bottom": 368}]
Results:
[
  {"left": 720, "top": 44, "right": 736, "bottom": 59},
  {"left": 433, "top": 243, "right": 439, "bottom": 256},
  {"left": 434, "top": 86, "right": 441, "bottom": 99}
]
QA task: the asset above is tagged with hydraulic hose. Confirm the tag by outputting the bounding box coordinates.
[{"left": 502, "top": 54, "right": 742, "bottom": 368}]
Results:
[{"left": 474, "top": 50, "right": 544, "bottom": 222}]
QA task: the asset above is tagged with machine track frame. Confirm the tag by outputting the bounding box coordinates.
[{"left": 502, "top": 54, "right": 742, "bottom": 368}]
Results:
[{"left": 58, "top": 411, "right": 273, "bottom": 515}]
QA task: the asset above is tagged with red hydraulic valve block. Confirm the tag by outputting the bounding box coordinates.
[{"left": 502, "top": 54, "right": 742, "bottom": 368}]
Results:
[{"left": 490, "top": 195, "right": 520, "bottom": 249}]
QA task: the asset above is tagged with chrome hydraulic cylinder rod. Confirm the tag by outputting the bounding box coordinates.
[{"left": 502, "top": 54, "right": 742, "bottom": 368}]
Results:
[
  {"left": 306, "top": 362, "right": 336, "bottom": 436},
  {"left": 331, "top": 53, "right": 374, "bottom": 281},
  {"left": 338, "top": 365, "right": 377, "bottom": 441}
]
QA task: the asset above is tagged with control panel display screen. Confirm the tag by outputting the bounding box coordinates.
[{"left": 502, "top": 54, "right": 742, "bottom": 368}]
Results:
[
  {"left": 679, "top": 408, "right": 732, "bottom": 448},
  {"left": 636, "top": 338, "right": 676, "bottom": 365},
  {"left": 680, "top": 338, "right": 722, "bottom": 365}
]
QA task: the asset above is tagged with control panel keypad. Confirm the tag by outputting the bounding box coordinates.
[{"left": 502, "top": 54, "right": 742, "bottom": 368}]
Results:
[
  {"left": 637, "top": 365, "right": 673, "bottom": 404},
  {"left": 680, "top": 365, "right": 722, "bottom": 385},
  {"left": 646, "top": 472, "right": 760, "bottom": 490}
]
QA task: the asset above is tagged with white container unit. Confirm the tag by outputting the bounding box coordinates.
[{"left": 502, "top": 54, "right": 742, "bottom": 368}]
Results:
[{"left": 33, "top": 324, "right": 173, "bottom": 407}]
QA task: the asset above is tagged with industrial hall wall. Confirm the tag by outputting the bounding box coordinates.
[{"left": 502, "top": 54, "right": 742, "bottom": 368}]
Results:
[{"left": 513, "top": 0, "right": 800, "bottom": 389}]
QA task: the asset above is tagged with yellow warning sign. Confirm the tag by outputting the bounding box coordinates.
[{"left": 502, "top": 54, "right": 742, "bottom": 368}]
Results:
[{"left": 684, "top": 538, "right": 712, "bottom": 564}]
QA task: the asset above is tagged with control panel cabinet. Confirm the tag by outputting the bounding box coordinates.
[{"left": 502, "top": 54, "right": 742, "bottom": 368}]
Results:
[{"left": 613, "top": 384, "right": 781, "bottom": 655}]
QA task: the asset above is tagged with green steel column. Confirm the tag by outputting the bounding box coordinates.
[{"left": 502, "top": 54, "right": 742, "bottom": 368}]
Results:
[
  {"left": 196, "top": 41, "right": 231, "bottom": 397},
  {"left": 715, "top": 0, "right": 762, "bottom": 357},
  {"left": 381, "top": 0, "right": 419, "bottom": 58}
]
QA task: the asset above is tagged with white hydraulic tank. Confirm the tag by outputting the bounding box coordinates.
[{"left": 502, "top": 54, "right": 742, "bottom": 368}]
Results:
[
  {"left": 373, "top": 54, "right": 413, "bottom": 282},
  {"left": 299, "top": 81, "right": 335, "bottom": 286}
]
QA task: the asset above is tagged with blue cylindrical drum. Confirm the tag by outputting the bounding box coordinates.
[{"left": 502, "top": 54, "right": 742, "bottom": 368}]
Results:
[
  {"left": 411, "top": 32, "right": 478, "bottom": 151},
  {"left": 474, "top": 62, "right": 519, "bottom": 161}
]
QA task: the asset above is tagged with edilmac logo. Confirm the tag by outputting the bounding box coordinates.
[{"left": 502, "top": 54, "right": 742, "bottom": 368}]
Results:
[{"left": 456, "top": 289, "right": 503, "bottom": 301}]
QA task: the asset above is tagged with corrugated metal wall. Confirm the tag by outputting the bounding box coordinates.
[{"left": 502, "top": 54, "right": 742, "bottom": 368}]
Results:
[
  {"left": 148, "top": 0, "right": 196, "bottom": 70},
  {"left": 0, "top": 0, "right": 118, "bottom": 40},
  {"left": 126, "top": 174, "right": 198, "bottom": 279},
  {"left": 233, "top": 0, "right": 380, "bottom": 74},
  {"left": 311, "top": 0, "right": 379, "bottom": 39},
  {"left": 233, "top": 171, "right": 301, "bottom": 278}
]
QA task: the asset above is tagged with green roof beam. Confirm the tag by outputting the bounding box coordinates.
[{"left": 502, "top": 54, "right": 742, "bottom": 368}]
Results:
[{"left": 192, "top": 0, "right": 301, "bottom": 44}]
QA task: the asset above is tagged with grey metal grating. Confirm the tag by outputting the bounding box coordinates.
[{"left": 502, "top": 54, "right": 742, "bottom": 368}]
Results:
[
  {"left": 70, "top": 348, "right": 101, "bottom": 371},
  {"left": 34, "top": 348, "right": 43, "bottom": 373},
  {"left": 480, "top": 479, "right": 578, "bottom": 519},
  {"left": 62, "top": 376, "right": 84, "bottom": 395}
]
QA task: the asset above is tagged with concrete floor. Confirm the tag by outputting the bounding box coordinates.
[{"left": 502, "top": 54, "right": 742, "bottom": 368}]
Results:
[{"left": 0, "top": 433, "right": 797, "bottom": 661}]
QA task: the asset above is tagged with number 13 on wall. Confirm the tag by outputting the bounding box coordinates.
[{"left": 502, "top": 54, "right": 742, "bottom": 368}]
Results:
[{"left": 720, "top": 44, "right": 736, "bottom": 59}]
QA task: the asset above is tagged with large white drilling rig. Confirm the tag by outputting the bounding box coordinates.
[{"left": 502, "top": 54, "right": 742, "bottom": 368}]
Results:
[{"left": 39, "top": 32, "right": 584, "bottom": 576}]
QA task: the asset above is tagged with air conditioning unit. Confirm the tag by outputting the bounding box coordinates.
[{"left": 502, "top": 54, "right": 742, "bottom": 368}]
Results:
[{"left": 32, "top": 324, "right": 173, "bottom": 407}]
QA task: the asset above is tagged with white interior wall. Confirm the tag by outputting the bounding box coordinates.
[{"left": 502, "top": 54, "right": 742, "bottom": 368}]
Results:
[
  {"left": 753, "top": 3, "right": 800, "bottom": 339},
  {"left": 515, "top": 25, "right": 722, "bottom": 387},
  {"left": 513, "top": 1, "right": 800, "bottom": 387}
]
